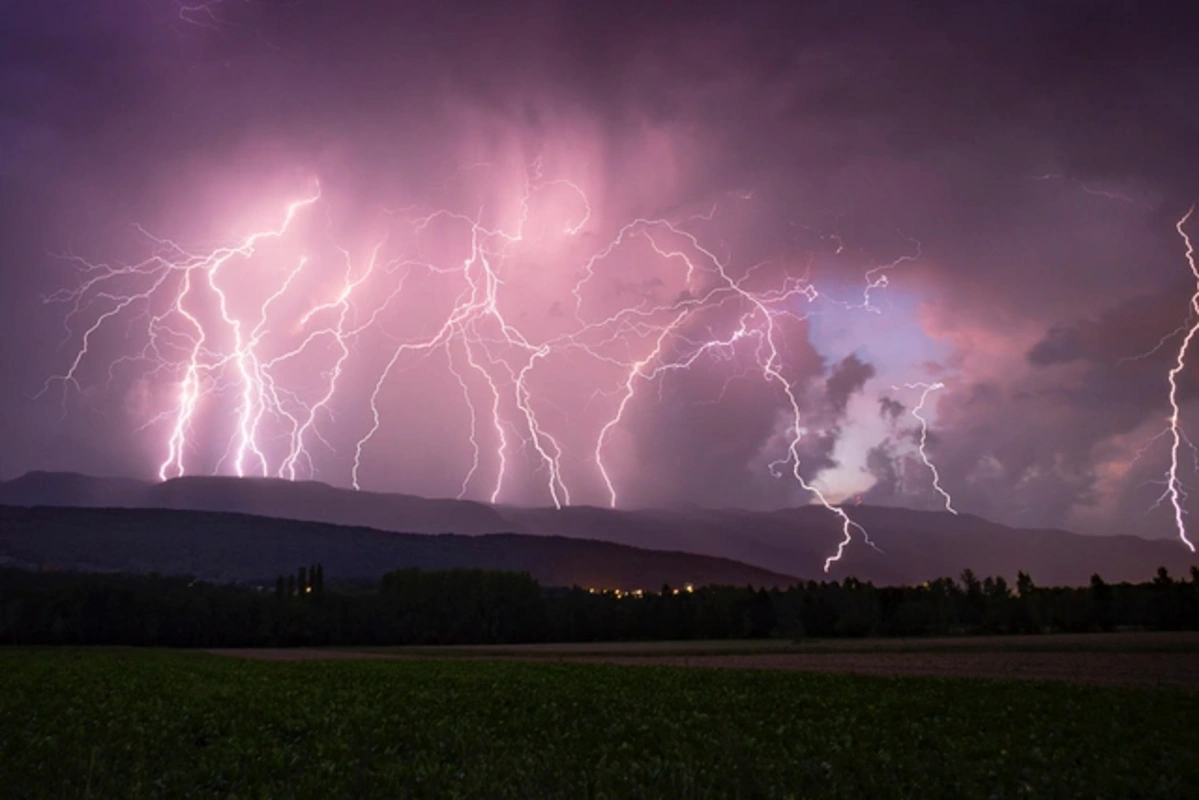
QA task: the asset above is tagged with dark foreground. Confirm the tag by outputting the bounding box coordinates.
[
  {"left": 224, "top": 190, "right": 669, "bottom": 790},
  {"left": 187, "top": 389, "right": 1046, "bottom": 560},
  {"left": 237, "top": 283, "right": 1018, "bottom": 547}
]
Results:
[
  {"left": 216, "top": 631, "right": 1199, "bottom": 690},
  {"left": 3, "top": 649, "right": 1198, "bottom": 798}
]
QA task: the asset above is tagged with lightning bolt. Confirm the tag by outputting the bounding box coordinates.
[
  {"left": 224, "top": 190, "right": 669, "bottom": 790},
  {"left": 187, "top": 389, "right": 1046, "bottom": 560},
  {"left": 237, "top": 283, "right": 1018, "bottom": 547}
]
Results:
[
  {"left": 895, "top": 382, "right": 957, "bottom": 515},
  {"left": 577, "top": 218, "right": 886, "bottom": 571},
  {"left": 1118, "top": 318, "right": 1195, "bottom": 365},
  {"left": 44, "top": 163, "right": 918, "bottom": 569},
  {"left": 1030, "top": 176, "right": 1195, "bottom": 550},
  {"left": 1162, "top": 204, "right": 1198, "bottom": 552},
  {"left": 175, "top": 1, "right": 229, "bottom": 29}
]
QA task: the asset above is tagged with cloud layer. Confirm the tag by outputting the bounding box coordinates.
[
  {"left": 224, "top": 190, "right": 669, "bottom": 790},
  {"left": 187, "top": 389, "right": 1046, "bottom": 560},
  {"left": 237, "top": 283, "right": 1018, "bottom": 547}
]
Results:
[{"left": 1, "top": 0, "right": 1197, "bottom": 543}]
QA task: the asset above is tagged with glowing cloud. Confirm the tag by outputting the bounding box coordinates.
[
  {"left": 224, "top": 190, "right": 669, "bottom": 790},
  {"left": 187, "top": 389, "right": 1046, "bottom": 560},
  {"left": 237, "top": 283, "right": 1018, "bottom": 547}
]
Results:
[{"left": 42, "top": 159, "right": 930, "bottom": 568}]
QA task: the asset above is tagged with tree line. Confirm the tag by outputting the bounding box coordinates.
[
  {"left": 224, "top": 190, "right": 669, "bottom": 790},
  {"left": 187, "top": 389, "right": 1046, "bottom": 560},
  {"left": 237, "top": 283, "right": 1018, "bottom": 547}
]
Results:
[{"left": 0, "top": 565, "right": 1196, "bottom": 647}]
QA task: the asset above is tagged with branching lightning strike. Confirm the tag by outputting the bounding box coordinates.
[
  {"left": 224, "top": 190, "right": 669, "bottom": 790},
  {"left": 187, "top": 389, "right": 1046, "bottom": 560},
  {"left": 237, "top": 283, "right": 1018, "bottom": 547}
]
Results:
[
  {"left": 1033, "top": 175, "right": 1197, "bottom": 551},
  {"left": 45, "top": 165, "right": 924, "bottom": 569},
  {"left": 1162, "top": 204, "right": 1198, "bottom": 552},
  {"left": 894, "top": 381, "right": 958, "bottom": 514}
]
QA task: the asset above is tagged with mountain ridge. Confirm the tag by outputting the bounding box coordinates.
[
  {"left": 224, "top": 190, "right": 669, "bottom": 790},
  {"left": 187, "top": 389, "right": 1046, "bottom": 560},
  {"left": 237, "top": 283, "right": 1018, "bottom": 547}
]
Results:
[
  {"left": 0, "top": 504, "right": 796, "bottom": 589},
  {"left": 1, "top": 470, "right": 1195, "bottom": 585}
]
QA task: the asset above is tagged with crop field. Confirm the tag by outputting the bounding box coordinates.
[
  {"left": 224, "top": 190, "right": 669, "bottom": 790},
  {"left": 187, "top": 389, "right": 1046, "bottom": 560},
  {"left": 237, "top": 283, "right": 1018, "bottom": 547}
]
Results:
[
  {"left": 3, "top": 649, "right": 1198, "bottom": 798},
  {"left": 326, "top": 631, "right": 1199, "bottom": 659},
  {"left": 233, "top": 632, "right": 1199, "bottom": 690}
]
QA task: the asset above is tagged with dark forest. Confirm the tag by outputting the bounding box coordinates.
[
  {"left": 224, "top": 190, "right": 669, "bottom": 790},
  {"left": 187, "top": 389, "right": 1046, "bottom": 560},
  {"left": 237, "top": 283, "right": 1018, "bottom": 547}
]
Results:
[{"left": 2, "top": 565, "right": 1197, "bottom": 647}]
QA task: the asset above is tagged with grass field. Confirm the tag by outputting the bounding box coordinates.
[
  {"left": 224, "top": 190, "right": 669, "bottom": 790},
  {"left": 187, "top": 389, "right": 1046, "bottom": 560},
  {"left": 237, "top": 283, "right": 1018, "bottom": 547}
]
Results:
[{"left": 3, "top": 649, "right": 1198, "bottom": 798}]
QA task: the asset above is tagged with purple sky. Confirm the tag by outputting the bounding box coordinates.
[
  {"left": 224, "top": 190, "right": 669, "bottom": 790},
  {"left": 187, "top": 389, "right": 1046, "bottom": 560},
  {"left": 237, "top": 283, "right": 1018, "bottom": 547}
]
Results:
[{"left": 2, "top": 0, "right": 1198, "bottom": 542}]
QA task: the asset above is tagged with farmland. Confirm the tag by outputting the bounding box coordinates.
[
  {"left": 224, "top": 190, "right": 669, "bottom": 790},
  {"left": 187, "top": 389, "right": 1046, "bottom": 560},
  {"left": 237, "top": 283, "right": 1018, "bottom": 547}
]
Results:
[
  {"left": 3, "top": 648, "right": 1198, "bottom": 798},
  {"left": 222, "top": 631, "right": 1199, "bottom": 690}
]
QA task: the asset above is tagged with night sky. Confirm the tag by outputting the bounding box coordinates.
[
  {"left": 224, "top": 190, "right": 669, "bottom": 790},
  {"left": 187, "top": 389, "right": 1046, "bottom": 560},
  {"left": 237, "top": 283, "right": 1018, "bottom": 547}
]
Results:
[{"left": 2, "top": 0, "right": 1198, "bottom": 543}]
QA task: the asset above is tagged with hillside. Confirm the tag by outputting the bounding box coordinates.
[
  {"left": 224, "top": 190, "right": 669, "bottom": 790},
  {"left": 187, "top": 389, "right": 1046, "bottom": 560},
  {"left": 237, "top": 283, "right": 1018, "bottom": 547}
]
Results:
[
  {"left": 1, "top": 471, "right": 1195, "bottom": 585},
  {"left": 0, "top": 504, "right": 797, "bottom": 589}
]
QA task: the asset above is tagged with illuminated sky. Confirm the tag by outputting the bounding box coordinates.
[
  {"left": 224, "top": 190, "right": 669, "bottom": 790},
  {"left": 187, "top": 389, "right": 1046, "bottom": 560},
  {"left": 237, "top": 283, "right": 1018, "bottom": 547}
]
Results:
[{"left": 1, "top": 0, "right": 1197, "bottom": 542}]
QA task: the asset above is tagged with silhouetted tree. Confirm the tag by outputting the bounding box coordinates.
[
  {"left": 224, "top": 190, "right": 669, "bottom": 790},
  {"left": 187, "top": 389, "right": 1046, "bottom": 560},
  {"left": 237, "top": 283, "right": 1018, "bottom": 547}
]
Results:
[
  {"left": 1090, "top": 574, "right": 1114, "bottom": 631},
  {"left": 1012, "top": 572, "right": 1041, "bottom": 633},
  {"left": 2, "top": 565, "right": 1197, "bottom": 648},
  {"left": 746, "top": 588, "right": 776, "bottom": 637},
  {"left": 960, "top": 569, "right": 984, "bottom": 626}
]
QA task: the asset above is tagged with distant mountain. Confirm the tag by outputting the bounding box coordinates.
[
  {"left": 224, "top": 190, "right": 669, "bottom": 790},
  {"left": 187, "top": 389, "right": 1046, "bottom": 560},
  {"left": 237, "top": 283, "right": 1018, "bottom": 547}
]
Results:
[
  {"left": 0, "top": 505, "right": 796, "bottom": 589},
  {"left": 2, "top": 471, "right": 1195, "bottom": 585},
  {"left": 0, "top": 471, "right": 512, "bottom": 534}
]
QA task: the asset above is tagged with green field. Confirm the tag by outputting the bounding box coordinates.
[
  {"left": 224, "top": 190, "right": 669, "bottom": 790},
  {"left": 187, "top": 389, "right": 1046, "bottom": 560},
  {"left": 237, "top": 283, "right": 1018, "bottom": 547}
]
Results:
[{"left": 2, "top": 650, "right": 1196, "bottom": 799}]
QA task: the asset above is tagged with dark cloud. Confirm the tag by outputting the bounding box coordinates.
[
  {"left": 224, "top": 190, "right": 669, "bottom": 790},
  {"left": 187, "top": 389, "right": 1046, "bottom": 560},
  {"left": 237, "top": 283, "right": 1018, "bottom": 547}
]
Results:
[
  {"left": 862, "top": 441, "right": 902, "bottom": 503},
  {"left": 825, "top": 354, "right": 876, "bottom": 417},
  {"left": 1027, "top": 326, "right": 1086, "bottom": 367},
  {"left": 1029, "top": 289, "right": 1198, "bottom": 368},
  {"left": 878, "top": 397, "right": 906, "bottom": 422}
]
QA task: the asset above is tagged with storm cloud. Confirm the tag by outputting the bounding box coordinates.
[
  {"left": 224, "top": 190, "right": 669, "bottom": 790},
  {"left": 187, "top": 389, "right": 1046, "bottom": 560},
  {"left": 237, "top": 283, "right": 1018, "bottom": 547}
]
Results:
[{"left": 1, "top": 0, "right": 1197, "bottom": 543}]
